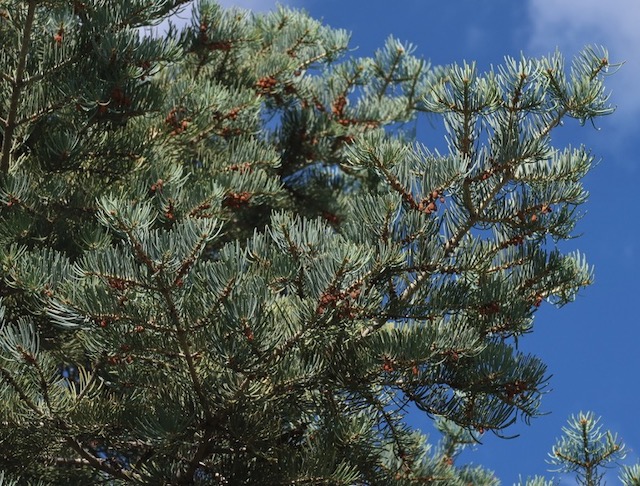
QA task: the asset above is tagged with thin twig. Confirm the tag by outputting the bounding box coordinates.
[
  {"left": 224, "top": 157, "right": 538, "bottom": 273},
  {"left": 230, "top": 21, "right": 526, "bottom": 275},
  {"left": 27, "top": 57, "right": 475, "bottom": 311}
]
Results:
[{"left": 64, "top": 437, "right": 135, "bottom": 482}]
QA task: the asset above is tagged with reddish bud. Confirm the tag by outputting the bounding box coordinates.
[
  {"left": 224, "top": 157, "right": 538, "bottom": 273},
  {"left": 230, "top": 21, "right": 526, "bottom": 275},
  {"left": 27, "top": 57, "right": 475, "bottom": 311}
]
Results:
[
  {"left": 244, "top": 327, "right": 254, "bottom": 342},
  {"left": 150, "top": 179, "right": 164, "bottom": 193},
  {"left": 222, "top": 192, "right": 252, "bottom": 208},
  {"left": 382, "top": 356, "right": 394, "bottom": 372}
]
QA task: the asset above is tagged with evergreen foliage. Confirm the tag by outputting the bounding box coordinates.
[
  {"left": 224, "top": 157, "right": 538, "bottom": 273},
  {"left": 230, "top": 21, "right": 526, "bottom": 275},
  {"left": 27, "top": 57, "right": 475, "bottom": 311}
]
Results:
[
  {"left": 621, "top": 465, "right": 640, "bottom": 486},
  {"left": 0, "top": 0, "right": 617, "bottom": 483},
  {"left": 548, "top": 412, "right": 626, "bottom": 486},
  {"left": 516, "top": 412, "right": 639, "bottom": 486}
]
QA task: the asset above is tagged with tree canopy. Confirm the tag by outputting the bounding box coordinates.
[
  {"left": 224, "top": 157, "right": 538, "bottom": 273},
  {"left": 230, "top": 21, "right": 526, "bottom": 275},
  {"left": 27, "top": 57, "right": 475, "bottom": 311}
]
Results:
[{"left": 0, "top": 1, "right": 620, "bottom": 484}]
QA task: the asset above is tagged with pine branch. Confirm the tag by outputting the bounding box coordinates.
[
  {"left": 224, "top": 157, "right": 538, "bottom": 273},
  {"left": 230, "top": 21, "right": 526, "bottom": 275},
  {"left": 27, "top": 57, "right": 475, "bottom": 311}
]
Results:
[
  {"left": 64, "top": 437, "right": 136, "bottom": 482},
  {"left": 27, "top": 348, "right": 54, "bottom": 413},
  {"left": 53, "top": 457, "right": 92, "bottom": 467},
  {"left": 279, "top": 476, "right": 343, "bottom": 485},
  {"left": 179, "top": 426, "right": 216, "bottom": 484},
  {"left": 128, "top": 229, "right": 215, "bottom": 424},
  {"left": 1, "top": 364, "right": 136, "bottom": 481},
  {"left": 376, "top": 48, "right": 404, "bottom": 100},
  {"left": 0, "top": 366, "right": 44, "bottom": 417},
  {"left": 74, "top": 357, "right": 106, "bottom": 403},
  {"left": 0, "top": 71, "right": 12, "bottom": 85},
  {"left": 21, "top": 56, "right": 79, "bottom": 87},
  {"left": 1, "top": 0, "right": 36, "bottom": 175},
  {"left": 399, "top": 105, "right": 572, "bottom": 305},
  {"left": 0, "top": 3, "right": 616, "bottom": 481},
  {"left": 180, "top": 376, "right": 252, "bottom": 483}
]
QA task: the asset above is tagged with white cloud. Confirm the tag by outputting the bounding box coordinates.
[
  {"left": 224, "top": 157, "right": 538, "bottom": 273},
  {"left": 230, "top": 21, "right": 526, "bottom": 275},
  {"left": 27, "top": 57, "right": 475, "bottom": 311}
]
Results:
[{"left": 526, "top": 0, "right": 640, "bottom": 121}]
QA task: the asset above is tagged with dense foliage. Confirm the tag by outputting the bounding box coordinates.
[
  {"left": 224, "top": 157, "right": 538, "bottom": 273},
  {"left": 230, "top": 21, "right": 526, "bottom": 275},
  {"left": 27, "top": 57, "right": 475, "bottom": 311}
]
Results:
[{"left": 0, "top": 0, "right": 620, "bottom": 484}]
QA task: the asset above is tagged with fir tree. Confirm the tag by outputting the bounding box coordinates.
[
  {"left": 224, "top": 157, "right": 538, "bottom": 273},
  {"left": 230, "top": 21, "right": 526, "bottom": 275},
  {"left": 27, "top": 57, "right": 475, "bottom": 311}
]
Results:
[
  {"left": 548, "top": 412, "right": 626, "bottom": 486},
  {"left": 516, "top": 412, "right": 640, "bottom": 486},
  {"left": 0, "top": 0, "right": 616, "bottom": 483}
]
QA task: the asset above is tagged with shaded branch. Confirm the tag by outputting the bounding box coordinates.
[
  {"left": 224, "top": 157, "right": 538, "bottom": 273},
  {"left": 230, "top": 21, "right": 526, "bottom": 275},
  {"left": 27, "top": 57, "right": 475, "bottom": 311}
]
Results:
[
  {"left": 1, "top": 0, "right": 37, "bottom": 175},
  {"left": 64, "top": 437, "right": 135, "bottom": 482}
]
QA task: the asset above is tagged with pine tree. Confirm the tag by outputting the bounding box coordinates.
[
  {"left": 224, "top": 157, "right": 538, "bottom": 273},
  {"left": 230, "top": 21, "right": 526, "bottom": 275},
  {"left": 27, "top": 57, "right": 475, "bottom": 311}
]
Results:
[
  {"left": 548, "top": 412, "right": 625, "bottom": 486},
  {"left": 0, "top": 1, "right": 615, "bottom": 484},
  {"left": 516, "top": 412, "right": 639, "bottom": 486}
]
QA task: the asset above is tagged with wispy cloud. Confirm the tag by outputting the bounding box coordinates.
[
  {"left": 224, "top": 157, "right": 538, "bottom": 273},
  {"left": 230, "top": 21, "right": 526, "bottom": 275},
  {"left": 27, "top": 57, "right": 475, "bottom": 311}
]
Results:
[{"left": 526, "top": 0, "right": 640, "bottom": 120}]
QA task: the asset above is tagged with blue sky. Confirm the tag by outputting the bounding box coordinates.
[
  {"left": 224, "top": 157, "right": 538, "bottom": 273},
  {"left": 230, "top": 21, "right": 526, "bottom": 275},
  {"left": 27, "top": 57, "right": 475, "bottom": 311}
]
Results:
[{"left": 183, "top": 1, "right": 639, "bottom": 483}]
